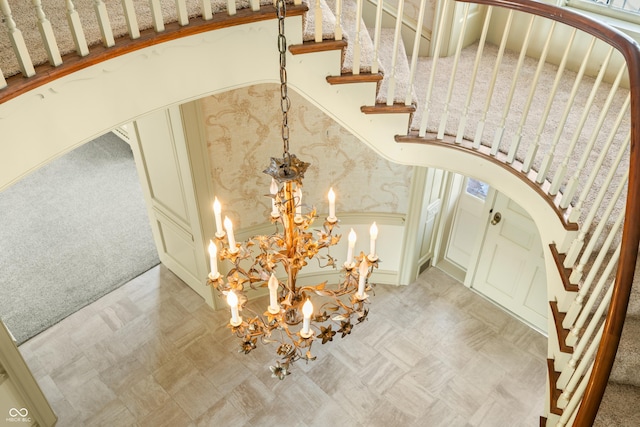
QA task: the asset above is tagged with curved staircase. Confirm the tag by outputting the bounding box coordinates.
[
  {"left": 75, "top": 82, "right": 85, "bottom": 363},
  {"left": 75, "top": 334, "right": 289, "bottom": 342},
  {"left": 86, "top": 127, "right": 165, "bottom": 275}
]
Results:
[{"left": 1, "top": 0, "right": 640, "bottom": 425}]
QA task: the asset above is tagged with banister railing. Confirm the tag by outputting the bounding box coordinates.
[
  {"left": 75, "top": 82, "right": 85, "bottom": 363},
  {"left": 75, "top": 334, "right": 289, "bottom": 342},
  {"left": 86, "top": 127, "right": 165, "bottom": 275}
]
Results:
[
  {"left": 1, "top": 0, "right": 639, "bottom": 424},
  {"left": 407, "top": 1, "right": 639, "bottom": 424}
]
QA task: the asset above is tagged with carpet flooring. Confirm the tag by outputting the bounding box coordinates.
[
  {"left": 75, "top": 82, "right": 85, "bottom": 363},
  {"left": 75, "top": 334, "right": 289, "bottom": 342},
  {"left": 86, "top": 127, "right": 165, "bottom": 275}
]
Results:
[{"left": 0, "top": 132, "right": 160, "bottom": 344}]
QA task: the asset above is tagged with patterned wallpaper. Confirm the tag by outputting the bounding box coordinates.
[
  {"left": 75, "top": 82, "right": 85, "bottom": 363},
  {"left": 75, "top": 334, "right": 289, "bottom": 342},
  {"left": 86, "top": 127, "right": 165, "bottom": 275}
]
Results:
[{"left": 200, "top": 84, "right": 412, "bottom": 229}]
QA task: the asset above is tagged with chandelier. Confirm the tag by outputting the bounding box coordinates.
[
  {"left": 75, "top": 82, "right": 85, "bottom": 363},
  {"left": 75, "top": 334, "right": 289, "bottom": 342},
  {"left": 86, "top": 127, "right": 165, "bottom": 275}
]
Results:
[{"left": 206, "top": 0, "right": 379, "bottom": 379}]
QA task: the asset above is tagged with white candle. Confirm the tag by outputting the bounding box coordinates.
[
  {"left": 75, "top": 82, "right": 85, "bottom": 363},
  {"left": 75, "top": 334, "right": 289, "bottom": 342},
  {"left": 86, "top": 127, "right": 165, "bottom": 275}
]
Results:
[
  {"left": 270, "top": 179, "right": 280, "bottom": 218},
  {"left": 295, "top": 186, "right": 303, "bottom": 220},
  {"left": 358, "top": 260, "right": 368, "bottom": 297},
  {"left": 301, "top": 299, "right": 313, "bottom": 336},
  {"left": 213, "top": 198, "right": 223, "bottom": 236},
  {"left": 208, "top": 240, "right": 218, "bottom": 277},
  {"left": 224, "top": 216, "right": 237, "bottom": 252},
  {"left": 268, "top": 273, "right": 279, "bottom": 312},
  {"left": 369, "top": 222, "right": 378, "bottom": 258},
  {"left": 328, "top": 187, "right": 336, "bottom": 221},
  {"left": 346, "top": 228, "right": 356, "bottom": 265},
  {"left": 227, "top": 291, "right": 241, "bottom": 325}
]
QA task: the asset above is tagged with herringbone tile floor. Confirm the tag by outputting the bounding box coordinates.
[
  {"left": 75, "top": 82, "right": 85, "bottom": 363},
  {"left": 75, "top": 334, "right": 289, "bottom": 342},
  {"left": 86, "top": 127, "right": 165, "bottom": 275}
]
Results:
[{"left": 18, "top": 265, "right": 547, "bottom": 426}]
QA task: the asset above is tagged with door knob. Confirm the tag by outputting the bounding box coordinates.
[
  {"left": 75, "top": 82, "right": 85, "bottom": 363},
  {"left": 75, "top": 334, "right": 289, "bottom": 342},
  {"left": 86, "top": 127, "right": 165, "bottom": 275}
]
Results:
[{"left": 491, "top": 212, "right": 502, "bottom": 225}]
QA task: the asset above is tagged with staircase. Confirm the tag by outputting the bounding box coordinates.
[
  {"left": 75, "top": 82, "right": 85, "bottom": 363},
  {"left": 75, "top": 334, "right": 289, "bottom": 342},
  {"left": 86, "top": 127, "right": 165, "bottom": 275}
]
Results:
[{"left": 1, "top": 0, "right": 640, "bottom": 425}]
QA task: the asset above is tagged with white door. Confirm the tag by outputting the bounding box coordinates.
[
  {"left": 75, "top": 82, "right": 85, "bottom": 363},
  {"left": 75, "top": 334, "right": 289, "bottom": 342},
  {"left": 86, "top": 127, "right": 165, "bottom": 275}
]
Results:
[
  {"left": 445, "top": 176, "right": 489, "bottom": 271},
  {"left": 469, "top": 192, "right": 547, "bottom": 332},
  {"left": 128, "top": 106, "right": 214, "bottom": 307}
]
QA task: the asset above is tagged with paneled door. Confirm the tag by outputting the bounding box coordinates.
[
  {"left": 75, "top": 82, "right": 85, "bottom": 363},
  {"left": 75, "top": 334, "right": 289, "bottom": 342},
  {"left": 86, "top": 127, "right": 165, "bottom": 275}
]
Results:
[
  {"left": 129, "top": 106, "right": 214, "bottom": 307},
  {"left": 469, "top": 192, "right": 547, "bottom": 332}
]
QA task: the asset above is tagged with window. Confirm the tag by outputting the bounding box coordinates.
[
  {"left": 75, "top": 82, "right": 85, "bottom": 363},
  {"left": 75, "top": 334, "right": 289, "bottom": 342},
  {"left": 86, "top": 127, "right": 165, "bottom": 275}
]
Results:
[
  {"left": 566, "top": 0, "right": 640, "bottom": 26},
  {"left": 465, "top": 177, "right": 489, "bottom": 201}
]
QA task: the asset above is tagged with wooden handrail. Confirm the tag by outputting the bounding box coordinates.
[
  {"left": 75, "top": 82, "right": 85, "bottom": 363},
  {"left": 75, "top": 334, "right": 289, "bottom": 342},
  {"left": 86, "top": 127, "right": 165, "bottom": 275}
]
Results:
[
  {"left": 455, "top": 0, "right": 640, "bottom": 424},
  {"left": 0, "top": 4, "right": 308, "bottom": 106}
]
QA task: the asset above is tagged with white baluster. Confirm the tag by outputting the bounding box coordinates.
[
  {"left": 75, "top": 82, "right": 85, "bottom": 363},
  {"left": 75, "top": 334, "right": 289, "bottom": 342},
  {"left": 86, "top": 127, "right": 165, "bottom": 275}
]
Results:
[
  {"left": 567, "top": 130, "right": 629, "bottom": 224},
  {"left": 370, "top": 0, "right": 382, "bottom": 73},
  {"left": 0, "top": 68, "right": 6, "bottom": 89},
  {"left": 121, "top": 0, "right": 140, "bottom": 39},
  {"left": 352, "top": 0, "right": 363, "bottom": 74},
  {"left": 548, "top": 44, "right": 614, "bottom": 194},
  {"left": 406, "top": 0, "right": 429, "bottom": 106},
  {"left": 490, "top": 14, "right": 534, "bottom": 155},
  {"left": 563, "top": 244, "right": 620, "bottom": 330},
  {"left": 563, "top": 134, "right": 627, "bottom": 267},
  {"left": 560, "top": 63, "right": 627, "bottom": 205},
  {"left": 201, "top": 0, "right": 213, "bottom": 20},
  {"left": 557, "top": 363, "right": 593, "bottom": 426},
  {"left": 568, "top": 236, "right": 620, "bottom": 337},
  {"left": 557, "top": 320, "right": 605, "bottom": 389},
  {"left": 437, "top": 2, "right": 470, "bottom": 138},
  {"left": 419, "top": 0, "right": 456, "bottom": 137},
  {"left": 558, "top": 323, "right": 604, "bottom": 409},
  {"left": 94, "top": 0, "right": 115, "bottom": 47},
  {"left": 0, "top": 0, "right": 35, "bottom": 77},
  {"left": 507, "top": 21, "right": 556, "bottom": 164},
  {"left": 314, "top": 0, "right": 322, "bottom": 42},
  {"left": 574, "top": 298, "right": 610, "bottom": 361},
  {"left": 32, "top": 0, "right": 62, "bottom": 66},
  {"left": 454, "top": 5, "right": 492, "bottom": 142},
  {"left": 569, "top": 174, "right": 627, "bottom": 284},
  {"left": 522, "top": 28, "right": 577, "bottom": 173},
  {"left": 66, "top": 0, "right": 89, "bottom": 57},
  {"left": 175, "top": 0, "right": 189, "bottom": 25},
  {"left": 334, "top": 0, "right": 342, "bottom": 41},
  {"left": 227, "top": 0, "right": 236, "bottom": 16},
  {"left": 149, "top": 0, "right": 165, "bottom": 31},
  {"left": 473, "top": 9, "right": 513, "bottom": 149},
  {"left": 385, "top": 0, "right": 405, "bottom": 105},
  {"left": 535, "top": 35, "right": 596, "bottom": 185}
]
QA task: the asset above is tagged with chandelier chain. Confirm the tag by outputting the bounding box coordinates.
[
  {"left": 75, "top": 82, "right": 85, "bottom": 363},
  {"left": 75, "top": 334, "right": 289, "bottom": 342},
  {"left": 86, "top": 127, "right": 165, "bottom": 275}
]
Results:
[{"left": 276, "top": 0, "right": 291, "bottom": 161}]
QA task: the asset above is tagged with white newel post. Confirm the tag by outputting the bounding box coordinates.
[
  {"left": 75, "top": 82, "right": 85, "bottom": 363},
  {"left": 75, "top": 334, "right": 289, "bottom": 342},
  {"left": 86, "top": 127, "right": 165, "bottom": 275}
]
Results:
[
  {"left": 93, "top": 0, "right": 115, "bottom": 47},
  {"left": 32, "top": 0, "right": 62, "bottom": 66},
  {"left": 66, "top": 0, "right": 89, "bottom": 56},
  {"left": 0, "top": 0, "right": 36, "bottom": 77}
]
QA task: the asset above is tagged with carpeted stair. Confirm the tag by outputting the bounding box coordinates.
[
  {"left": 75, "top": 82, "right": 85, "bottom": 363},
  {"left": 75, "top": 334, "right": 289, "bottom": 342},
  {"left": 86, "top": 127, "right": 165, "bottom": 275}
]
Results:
[{"left": 594, "top": 271, "right": 640, "bottom": 425}]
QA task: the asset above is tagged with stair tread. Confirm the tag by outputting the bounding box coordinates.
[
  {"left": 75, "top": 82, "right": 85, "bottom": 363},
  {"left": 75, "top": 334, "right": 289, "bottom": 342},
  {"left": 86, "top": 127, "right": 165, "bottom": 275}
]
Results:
[
  {"left": 301, "top": 0, "right": 340, "bottom": 42},
  {"left": 610, "top": 315, "right": 640, "bottom": 387},
  {"left": 594, "top": 382, "right": 640, "bottom": 426}
]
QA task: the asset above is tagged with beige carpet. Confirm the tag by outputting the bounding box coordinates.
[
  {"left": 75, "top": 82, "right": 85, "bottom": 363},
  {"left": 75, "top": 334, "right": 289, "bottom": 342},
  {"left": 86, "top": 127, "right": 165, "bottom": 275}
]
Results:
[
  {"left": 411, "top": 43, "right": 630, "bottom": 226},
  {"left": 0, "top": 0, "right": 279, "bottom": 78}
]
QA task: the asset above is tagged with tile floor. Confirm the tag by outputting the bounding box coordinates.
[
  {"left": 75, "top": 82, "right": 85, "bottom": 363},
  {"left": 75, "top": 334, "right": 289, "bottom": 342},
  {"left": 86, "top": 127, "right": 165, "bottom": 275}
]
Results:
[{"left": 18, "top": 265, "right": 547, "bottom": 426}]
